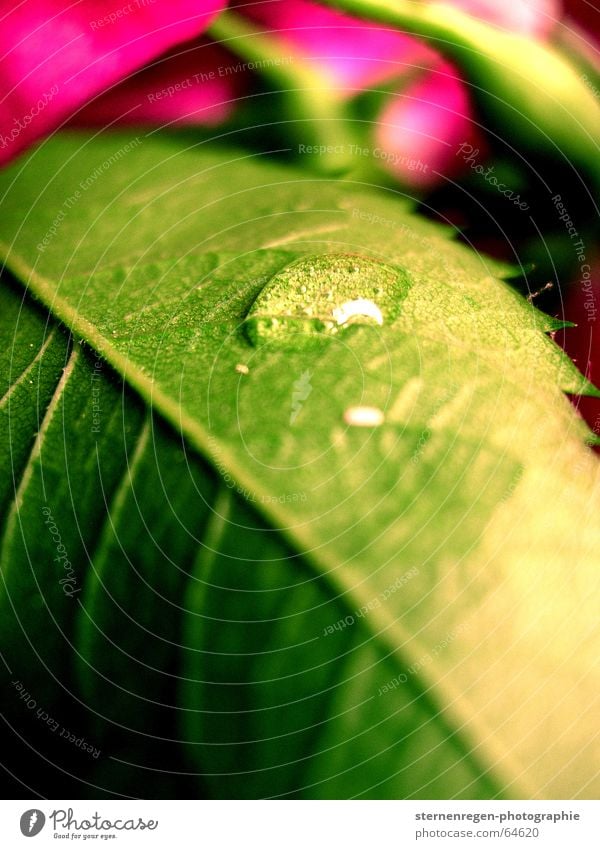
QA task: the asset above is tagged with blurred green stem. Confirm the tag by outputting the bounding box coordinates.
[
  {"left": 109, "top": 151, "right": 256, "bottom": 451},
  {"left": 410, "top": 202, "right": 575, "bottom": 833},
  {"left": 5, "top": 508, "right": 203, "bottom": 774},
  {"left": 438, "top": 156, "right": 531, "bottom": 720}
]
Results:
[{"left": 208, "top": 12, "right": 359, "bottom": 174}]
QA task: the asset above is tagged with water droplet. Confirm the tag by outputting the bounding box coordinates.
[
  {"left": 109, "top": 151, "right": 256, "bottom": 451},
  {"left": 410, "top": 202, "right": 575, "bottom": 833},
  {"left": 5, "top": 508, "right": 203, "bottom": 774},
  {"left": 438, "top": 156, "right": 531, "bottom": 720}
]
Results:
[
  {"left": 244, "top": 254, "right": 411, "bottom": 348},
  {"left": 344, "top": 406, "right": 385, "bottom": 427}
]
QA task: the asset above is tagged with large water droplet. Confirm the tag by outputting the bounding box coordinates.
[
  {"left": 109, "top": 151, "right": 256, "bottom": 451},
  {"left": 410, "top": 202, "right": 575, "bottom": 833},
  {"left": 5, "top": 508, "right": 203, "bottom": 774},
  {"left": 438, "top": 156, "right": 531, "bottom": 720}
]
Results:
[{"left": 244, "top": 254, "right": 411, "bottom": 347}]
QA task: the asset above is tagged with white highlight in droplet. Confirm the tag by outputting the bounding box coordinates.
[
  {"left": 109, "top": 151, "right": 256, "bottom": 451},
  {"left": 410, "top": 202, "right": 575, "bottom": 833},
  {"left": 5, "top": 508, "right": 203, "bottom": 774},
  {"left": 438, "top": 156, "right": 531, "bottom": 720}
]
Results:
[
  {"left": 332, "top": 298, "right": 383, "bottom": 327},
  {"left": 343, "top": 406, "right": 384, "bottom": 427}
]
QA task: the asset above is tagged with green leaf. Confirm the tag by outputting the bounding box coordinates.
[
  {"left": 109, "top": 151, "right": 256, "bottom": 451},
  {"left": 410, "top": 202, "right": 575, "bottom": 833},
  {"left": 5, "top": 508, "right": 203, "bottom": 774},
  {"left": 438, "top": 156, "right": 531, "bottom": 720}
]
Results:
[{"left": 0, "top": 132, "right": 598, "bottom": 799}]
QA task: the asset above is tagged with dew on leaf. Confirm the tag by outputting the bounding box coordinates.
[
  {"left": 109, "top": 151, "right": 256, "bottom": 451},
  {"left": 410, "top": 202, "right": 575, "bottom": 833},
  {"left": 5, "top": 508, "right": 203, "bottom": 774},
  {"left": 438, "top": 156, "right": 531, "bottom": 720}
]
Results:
[{"left": 244, "top": 254, "right": 411, "bottom": 348}]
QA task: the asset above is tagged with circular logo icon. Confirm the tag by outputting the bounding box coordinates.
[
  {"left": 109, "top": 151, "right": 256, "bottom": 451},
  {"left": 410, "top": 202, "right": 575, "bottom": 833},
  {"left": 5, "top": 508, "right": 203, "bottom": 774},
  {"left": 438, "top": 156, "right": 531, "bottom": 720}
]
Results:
[{"left": 19, "top": 810, "right": 45, "bottom": 837}]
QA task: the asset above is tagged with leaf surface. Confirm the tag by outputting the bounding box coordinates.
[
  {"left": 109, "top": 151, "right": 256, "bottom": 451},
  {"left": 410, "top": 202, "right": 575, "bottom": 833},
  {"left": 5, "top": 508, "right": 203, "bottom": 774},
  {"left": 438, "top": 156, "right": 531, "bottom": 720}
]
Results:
[{"left": 0, "top": 132, "right": 598, "bottom": 799}]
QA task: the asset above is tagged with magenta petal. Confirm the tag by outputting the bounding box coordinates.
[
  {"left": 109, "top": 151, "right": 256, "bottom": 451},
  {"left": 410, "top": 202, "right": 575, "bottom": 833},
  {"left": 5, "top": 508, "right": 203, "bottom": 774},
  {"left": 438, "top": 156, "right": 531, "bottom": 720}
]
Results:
[
  {"left": 237, "top": 0, "right": 560, "bottom": 94},
  {"left": 0, "top": 0, "right": 225, "bottom": 164},
  {"left": 237, "top": 0, "right": 432, "bottom": 90},
  {"left": 73, "top": 41, "right": 241, "bottom": 128},
  {"left": 374, "top": 66, "right": 482, "bottom": 190}
]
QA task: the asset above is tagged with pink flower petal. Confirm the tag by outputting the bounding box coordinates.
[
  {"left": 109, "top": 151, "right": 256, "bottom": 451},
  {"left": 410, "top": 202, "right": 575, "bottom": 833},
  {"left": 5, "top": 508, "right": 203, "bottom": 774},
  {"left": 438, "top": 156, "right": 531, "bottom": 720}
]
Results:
[
  {"left": 238, "top": 1, "right": 557, "bottom": 190},
  {"left": 0, "top": 0, "right": 225, "bottom": 164},
  {"left": 73, "top": 40, "right": 241, "bottom": 128},
  {"left": 237, "top": 0, "right": 433, "bottom": 90},
  {"left": 374, "top": 64, "right": 482, "bottom": 189},
  {"left": 238, "top": 0, "right": 560, "bottom": 93}
]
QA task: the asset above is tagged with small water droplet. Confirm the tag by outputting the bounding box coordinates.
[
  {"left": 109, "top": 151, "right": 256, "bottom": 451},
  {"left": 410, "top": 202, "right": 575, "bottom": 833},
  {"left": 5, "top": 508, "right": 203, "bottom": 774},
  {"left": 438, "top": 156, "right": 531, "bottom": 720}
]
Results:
[
  {"left": 344, "top": 406, "right": 384, "bottom": 427},
  {"left": 244, "top": 254, "right": 411, "bottom": 348}
]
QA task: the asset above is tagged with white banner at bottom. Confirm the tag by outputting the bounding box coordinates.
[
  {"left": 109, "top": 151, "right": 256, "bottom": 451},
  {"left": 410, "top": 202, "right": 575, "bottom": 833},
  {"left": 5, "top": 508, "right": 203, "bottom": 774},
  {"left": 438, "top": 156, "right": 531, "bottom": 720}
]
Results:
[{"left": 0, "top": 800, "right": 597, "bottom": 848}]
